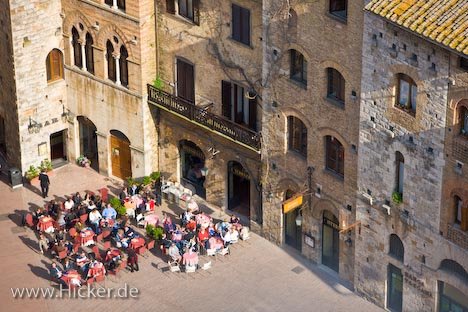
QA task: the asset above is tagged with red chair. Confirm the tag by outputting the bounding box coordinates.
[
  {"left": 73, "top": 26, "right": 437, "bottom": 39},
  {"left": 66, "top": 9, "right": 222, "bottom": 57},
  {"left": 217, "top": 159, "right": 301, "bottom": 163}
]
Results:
[
  {"left": 102, "top": 229, "right": 111, "bottom": 239},
  {"left": 73, "top": 243, "right": 80, "bottom": 253},
  {"left": 25, "top": 213, "right": 34, "bottom": 228},
  {"left": 147, "top": 240, "right": 155, "bottom": 250},
  {"left": 57, "top": 249, "right": 68, "bottom": 260},
  {"left": 79, "top": 214, "right": 88, "bottom": 223},
  {"left": 136, "top": 246, "right": 147, "bottom": 256},
  {"left": 119, "top": 259, "right": 127, "bottom": 271},
  {"left": 69, "top": 228, "right": 77, "bottom": 237},
  {"left": 95, "top": 274, "right": 105, "bottom": 284},
  {"left": 103, "top": 241, "right": 111, "bottom": 250},
  {"left": 99, "top": 188, "right": 109, "bottom": 202},
  {"left": 86, "top": 277, "right": 95, "bottom": 287},
  {"left": 96, "top": 233, "right": 103, "bottom": 243},
  {"left": 91, "top": 245, "right": 102, "bottom": 261}
]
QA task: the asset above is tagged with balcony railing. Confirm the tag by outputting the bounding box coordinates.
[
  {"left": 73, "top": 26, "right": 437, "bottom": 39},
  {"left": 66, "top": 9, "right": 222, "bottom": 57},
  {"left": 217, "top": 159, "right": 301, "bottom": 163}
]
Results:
[
  {"left": 147, "top": 85, "right": 260, "bottom": 151},
  {"left": 447, "top": 224, "right": 468, "bottom": 250}
]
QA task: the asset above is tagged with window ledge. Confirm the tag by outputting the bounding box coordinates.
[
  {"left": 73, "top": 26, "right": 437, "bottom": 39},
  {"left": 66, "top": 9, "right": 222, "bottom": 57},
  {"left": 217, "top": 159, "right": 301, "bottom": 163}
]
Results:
[
  {"left": 326, "top": 12, "right": 348, "bottom": 25},
  {"left": 166, "top": 13, "right": 198, "bottom": 27},
  {"left": 228, "top": 37, "right": 254, "bottom": 50},
  {"left": 289, "top": 78, "right": 307, "bottom": 90},
  {"left": 393, "top": 105, "right": 416, "bottom": 118},
  {"left": 46, "top": 78, "right": 65, "bottom": 86},
  {"left": 325, "top": 96, "right": 345, "bottom": 109},
  {"left": 323, "top": 168, "right": 344, "bottom": 181}
]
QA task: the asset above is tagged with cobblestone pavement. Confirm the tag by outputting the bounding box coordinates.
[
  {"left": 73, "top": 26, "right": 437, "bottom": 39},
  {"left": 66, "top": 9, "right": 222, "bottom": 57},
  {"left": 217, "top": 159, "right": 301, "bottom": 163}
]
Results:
[{"left": 0, "top": 164, "right": 382, "bottom": 312}]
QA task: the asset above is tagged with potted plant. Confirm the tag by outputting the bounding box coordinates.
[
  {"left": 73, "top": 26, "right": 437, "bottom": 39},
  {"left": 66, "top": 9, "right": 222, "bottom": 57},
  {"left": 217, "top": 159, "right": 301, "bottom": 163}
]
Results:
[
  {"left": 38, "top": 159, "right": 54, "bottom": 176},
  {"left": 109, "top": 197, "right": 126, "bottom": 217},
  {"left": 145, "top": 224, "right": 164, "bottom": 241},
  {"left": 150, "top": 171, "right": 161, "bottom": 182},
  {"left": 25, "top": 165, "right": 39, "bottom": 185},
  {"left": 392, "top": 191, "right": 403, "bottom": 204},
  {"left": 76, "top": 155, "right": 91, "bottom": 168}
]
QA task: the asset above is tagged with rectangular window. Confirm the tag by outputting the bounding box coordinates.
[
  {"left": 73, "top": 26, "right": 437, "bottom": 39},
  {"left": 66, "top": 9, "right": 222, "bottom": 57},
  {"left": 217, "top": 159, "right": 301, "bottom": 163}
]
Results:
[
  {"left": 455, "top": 198, "right": 463, "bottom": 225},
  {"left": 398, "top": 80, "right": 409, "bottom": 106},
  {"left": 288, "top": 116, "right": 307, "bottom": 157},
  {"left": 329, "top": 0, "right": 347, "bottom": 20},
  {"left": 232, "top": 4, "right": 251, "bottom": 46},
  {"left": 396, "top": 74, "right": 417, "bottom": 115},
  {"left": 460, "top": 57, "right": 468, "bottom": 72},
  {"left": 221, "top": 80, "right": 256, "bottom": 130},
  {"left": 176, "top": 59, "right": 195, "bottom": 103},
  {"left": 167, "top": 0, "right": 199, "bottom": 24},
  {"left": 326, "top": 136, "right": 344, "bottom": 177}
]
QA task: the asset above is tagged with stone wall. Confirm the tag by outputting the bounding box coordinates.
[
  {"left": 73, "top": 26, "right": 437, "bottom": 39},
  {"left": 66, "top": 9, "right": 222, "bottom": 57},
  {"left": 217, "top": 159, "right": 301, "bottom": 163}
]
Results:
[
  {"left": 260, "top": 0, "right": 365, "bottom": 283},
  {"left": 355, "top": 11, "right": 468, "bottom": 311}
]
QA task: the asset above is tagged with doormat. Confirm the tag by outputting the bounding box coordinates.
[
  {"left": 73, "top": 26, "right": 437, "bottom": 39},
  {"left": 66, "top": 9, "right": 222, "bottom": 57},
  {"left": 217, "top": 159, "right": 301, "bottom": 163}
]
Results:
[{"left": 291, "top": 266, "right": 305, "bottom": 274}]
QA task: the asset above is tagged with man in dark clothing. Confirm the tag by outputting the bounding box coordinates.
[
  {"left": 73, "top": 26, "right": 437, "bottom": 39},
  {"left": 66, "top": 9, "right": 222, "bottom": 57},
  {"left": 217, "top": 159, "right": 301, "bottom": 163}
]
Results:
[{"left": 38, "top": 169, "right": 50, "bottom": 198}]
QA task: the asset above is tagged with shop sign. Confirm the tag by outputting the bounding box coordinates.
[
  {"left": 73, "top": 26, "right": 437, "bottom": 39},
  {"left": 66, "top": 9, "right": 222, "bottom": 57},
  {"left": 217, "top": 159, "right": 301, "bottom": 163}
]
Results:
[
  {"left": 323, "top": 217, "right": 340, "bottom": 231},
  {"left": 304, "top": 234, "right": 315, "bottom": 248},
  {"left": 283, "top": 195, "right": 303, "bottom": 214},
  {"left": 231, "top": 166, "right": 249, "bottom": 179}
]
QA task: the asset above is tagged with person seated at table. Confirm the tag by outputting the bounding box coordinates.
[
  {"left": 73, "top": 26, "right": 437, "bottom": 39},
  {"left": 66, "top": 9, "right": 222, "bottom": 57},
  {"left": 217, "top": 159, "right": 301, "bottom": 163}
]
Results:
[
  {"left": 146, "top": 196, "right": 155, "bottom": 212},
  {"left": 34, "top": 207, "right": 46, "bottom": 222},
  {"left": 50, "top": 262, "right": 63, "bottom": 280},
  {"left": 221, "top": 229, "right": 233, "bottom": 247},
  {"left": 171, "top": 225, "right": 183, "bottom": 242},
  {"left": 64, "top": 196, "right": 75, "bottom": 211},
  {"left": 162, "top": 213, "right": 175, "bottom": 233},
  {"left": 84, "top": 191, "right": 95, "bottom": 203},
  {"left": 88, "top": 260, "right": 106, "bottom": 277},
  {"left": 216, "top": 220, "right": 231, "bottom": 234},
  {"left": 229, "top": 227, "right": 239, "bottom": 243},
  {"left": 160, "top": 233, "right": 172, "bottom": 253},
  {"left": 87, "top": 201, "right": 97, "bottom": 211},
  {"left": 94, "top": 195, "right": 103, "bottom": 211},
  {"left": 102, "top": 203, "right": 117, "bottom": 220},
  {"left": 74, "top": 221, "right": 85, "bottom": 232},
  {"left": 56, "top": 210, "right": 66, "bottom": 228},
  {"left": 73, "top": 192, "right": 83, "bottom": 206},
  {"left": 88, "top": 208, "right": 102, "bottom": 233},
  {"left": 130, "top": 184, "right": 139, "bottom": 196},
  {"left": 207, "top": 223, "right": 216, "bottom": 237},
  {"left": 51, "top": 241, "right": 66, "bottom": 257},
  {"left": 54, "top": 229, "right": 65, "bottom": 243},
  {"left": 64, "top": 210, "right": 78, "bottom": 228},
  {"left": 63, "top": 258, "right": 74, "bottom": 271},
  {"left": 124, "top": 226, "right": 137, "bottom": 239},
  {"left": 168, "top": 243, "right": 181, "bottom": 264},
  {"left": 197, "top": 227, "right": 210, "bottom": 251},
  {"left": 76, "top": 252, "right": 89, "bottom": 268},
  {"left": 38, "top": 233, "right": 49, "bottom": 254},
  {"left": 104, "top": 249, "right": 121, "bottom": 271},
  {"left": 183, "top": 248, "right": 198, "bottom": 267},
  {"left": 47, "top": 200, "right": 59, "bottom": 218},
  {"left": 115, "top": 229, "right": 130, "bottom": 248},
  {"left": 77, "top": 205, "right": 87, "bottom": 217},
  {"left": 181, "top": 210, "right": 193, "bottom": 227},
  {"left": 127, "top": 248, "right": 139, "bottom": 272},
  {"left": 119, "top": 187, "right": 129, "bottom": 203}
]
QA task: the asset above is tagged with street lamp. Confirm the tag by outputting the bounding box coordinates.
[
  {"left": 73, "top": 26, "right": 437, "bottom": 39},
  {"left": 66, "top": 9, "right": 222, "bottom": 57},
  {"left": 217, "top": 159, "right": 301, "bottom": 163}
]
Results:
[
  {"left": 295, "top": 209, "right": 303, "bottom": 227},
  {"left": 27, "top": 117, "right": 40, "bottom": 134}
]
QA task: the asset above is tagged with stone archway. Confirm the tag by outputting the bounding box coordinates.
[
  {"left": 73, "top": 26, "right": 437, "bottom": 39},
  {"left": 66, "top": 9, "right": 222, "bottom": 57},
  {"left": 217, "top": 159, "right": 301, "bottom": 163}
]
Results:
[
  {"left": 110, "top": 130, "right": 132, "bottom": 179},
  {"left": 77, "top": 116, "right": 99, "bottom": 172},
  {"left": 227, "top": 161, "right": 250, "bottom": 217},
  {"left": 179, "top": 140, "right": 206, "bottom": 198}
]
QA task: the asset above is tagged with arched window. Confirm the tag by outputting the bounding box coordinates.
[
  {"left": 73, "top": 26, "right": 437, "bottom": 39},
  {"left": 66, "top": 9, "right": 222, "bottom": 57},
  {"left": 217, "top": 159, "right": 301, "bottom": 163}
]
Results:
[
  {"left": 458, "top": 105, "right": 468, "bottom": 136},
  {"left": 454, "top": 196, "right": 463, "bottom": 226},
  {"left": 395, "top": 152, "right": 404, "bottom": 196},
  {"left": 290, "top": 50, "right": 307, "bottom": 86},
  {"left": 106, "top": 40, "right": 116, "bottom": 82},
  {"left": 71, "top": 27, "right": 82, "bottom": 68},
  {"left": 288, "top": 9, "right": 298, "bottom": 32},
  {"left": 325, "top": 136, "right": 344, "bottom": 177},
  {"left": 105, "top": 0, "right": 125, "bottom": 11},
  {"left": 439, "top": 259, "right": 468, "bottom": 282},
  {"left": 120, "top": 45, "right": 128, "bottom": 88},
  {"left": 327, "top": 68, "right": 345, "bottom": 104},
  {"left": 85, "top": 33, "right": 94, "bottom": 75},
  {"left": 389, "top": 234, "right": 404, "bottom": 262},
  {"left": 45, "top": 49, "right": 64, "bottom": 82},
  {"left": 329, "top": 0, "right": 347, "bottom": 20},
  {"left": 396, "top": 73, "right": 417, "bottom": 115},
  {"left": 287, "top": 116, "right": 307, "bottom": 157}
]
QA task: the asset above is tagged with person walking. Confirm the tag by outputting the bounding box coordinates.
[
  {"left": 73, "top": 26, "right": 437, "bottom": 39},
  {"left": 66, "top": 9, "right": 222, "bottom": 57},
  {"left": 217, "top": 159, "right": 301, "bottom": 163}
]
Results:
[{"left": 38, "top": 169, "right": 50, "bottom": 198}]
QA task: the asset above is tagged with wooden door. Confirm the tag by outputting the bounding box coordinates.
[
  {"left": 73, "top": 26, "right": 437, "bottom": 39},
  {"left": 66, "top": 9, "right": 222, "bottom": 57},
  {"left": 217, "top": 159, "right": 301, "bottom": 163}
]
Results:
[
  {"left": 111, "top": 135, "right": 132, "bottom": 179},
  {"left": 177, "top": 59, "right": 195, "bottom": 103}
]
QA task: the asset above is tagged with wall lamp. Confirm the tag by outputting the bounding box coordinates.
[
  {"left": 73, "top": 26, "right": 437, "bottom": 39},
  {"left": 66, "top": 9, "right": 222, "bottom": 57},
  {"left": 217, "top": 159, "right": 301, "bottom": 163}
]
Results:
[{"left": 28, "top": 117, "right": 40, "bottom": 134}]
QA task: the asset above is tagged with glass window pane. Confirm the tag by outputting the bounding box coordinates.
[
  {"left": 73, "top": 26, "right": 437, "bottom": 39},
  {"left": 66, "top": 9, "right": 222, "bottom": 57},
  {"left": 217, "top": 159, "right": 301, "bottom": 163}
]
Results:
[
  {"left": 399, "top": 80, "right": 409, "bottom": 106},
  {"left": 411, "top": 85, "right": 417, "bottom": 111}
]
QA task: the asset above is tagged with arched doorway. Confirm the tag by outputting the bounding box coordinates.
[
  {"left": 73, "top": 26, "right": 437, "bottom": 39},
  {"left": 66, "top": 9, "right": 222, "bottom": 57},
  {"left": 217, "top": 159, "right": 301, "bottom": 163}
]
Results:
[
  {"left": 284, "top": 189, "right": 302, "bottom": 251},
  {"left": 228, "top": 161, "right": 250, "bottom": 217},
  {"left": 77, "top": 116, "right": 98, "bottom": 172},
  {"left": 322, "top": 210, "right": 339, "bottom": 272},
  {"left": 110, "top": 130, "right": 132, "bottom": 179},
  {"left": 179, "top": 140, "right": 206, "bottom": 198}
]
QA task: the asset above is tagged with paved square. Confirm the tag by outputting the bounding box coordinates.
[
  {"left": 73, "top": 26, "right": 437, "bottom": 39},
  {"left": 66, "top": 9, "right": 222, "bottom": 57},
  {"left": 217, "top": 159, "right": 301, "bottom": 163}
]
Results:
[{"left": 0, "top": 165, "right": 382, "bottom": 312}]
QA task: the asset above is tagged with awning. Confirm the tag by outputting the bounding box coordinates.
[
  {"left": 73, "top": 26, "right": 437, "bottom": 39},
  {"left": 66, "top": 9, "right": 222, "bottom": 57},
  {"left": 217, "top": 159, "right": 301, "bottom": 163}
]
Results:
[{"left": 282, "top": 195, "right": 303, "bottom": 214}]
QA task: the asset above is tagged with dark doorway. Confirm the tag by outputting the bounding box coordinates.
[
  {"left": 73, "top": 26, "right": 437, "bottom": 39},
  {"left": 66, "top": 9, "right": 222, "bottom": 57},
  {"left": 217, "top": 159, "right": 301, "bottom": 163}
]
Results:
[
  {"left": 77, "top": 116, "right": 99, "bottom": 172},
  {"left": 322, "top": 210, "right": 339, "bottom": 272},
  {"left": 228, "top": 161, "right": 250, "bottom": 217},
  {"left": 180, "top": 140, "right": 205, "bottom": 198},
  {"left": 0, "top": 115, "right": 5, "bottom": 156},
  {"left": 387, "top": 264, "right": 403, "bottom": 312},
  {"left": 284, "top": 190, "right": 302, "bottom": 251},
  {"left": 176, "top": 58, "right": 195, "bottom": 103},
  {"left": 110, "top": 130, "right": 132, "bottom": 180},
  {"left": 50, "top": 130, "right": 67, "bottom": 166}
]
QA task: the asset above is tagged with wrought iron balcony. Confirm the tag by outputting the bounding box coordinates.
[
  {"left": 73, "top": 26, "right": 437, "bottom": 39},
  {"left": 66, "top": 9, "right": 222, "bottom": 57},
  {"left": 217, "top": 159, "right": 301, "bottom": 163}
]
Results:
[{"left": 147, "top": 85, "right": 260, "bottom": 151}]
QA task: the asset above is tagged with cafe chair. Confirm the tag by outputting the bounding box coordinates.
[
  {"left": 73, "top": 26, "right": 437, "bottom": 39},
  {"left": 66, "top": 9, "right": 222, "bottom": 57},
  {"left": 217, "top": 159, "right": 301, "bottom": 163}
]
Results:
[
  {"left": 102, "top": 229, "right": 111, "bottom": 239},
  {"left": 218, "top": 247, "right": 230, "bottom": 256},
  {"left": 146, "top": 240, "right": 155, "bottom": 251},
  {"left": 25, "top": 213, "right": 35, "bottom": 228},
  {"left": 202, "top": 261, "right": 212, "bottom": 271},
  {"left": 169, "top": 263, "right": 180, "bottom": 273},
  {"left": 185, "top": 265, "right": 196, "bottom": 273},
  {"left": 206, "top": 249, "right": 217, "bottom": 257},
  {"left": 136, "top": 214, "right": 145, "bottom": 228},
  {"left": 79, "top": 213, "right": 88, "bottom": 223},
  {"left": 136, "top": 245, "right": 147, "bottom": 257}
]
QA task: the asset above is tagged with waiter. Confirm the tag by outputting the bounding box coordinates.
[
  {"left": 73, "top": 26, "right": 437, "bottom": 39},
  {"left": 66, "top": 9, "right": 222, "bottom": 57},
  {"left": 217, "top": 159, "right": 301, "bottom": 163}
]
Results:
[{"left": 38, "top": 169, "right": 50, "bottom": 198}]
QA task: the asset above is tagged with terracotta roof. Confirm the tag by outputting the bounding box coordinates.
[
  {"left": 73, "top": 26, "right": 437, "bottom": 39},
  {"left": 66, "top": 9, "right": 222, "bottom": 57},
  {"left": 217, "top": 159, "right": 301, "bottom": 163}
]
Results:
[{"left": 365, "top": 0, "right": 468, "bottom": 56}]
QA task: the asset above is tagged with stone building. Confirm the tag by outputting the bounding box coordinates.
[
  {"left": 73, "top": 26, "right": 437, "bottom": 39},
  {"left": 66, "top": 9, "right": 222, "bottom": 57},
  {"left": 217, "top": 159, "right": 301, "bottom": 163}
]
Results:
[
  {"left": 0, "top": 0, "right": 157, "bottom": 179},
  {"left": 260, "top": 0, "right": 364, "bottom": 283},
  {"left": 355, "top": 1, "right": 468, "bottom": 311},
  {"left": 148, "top": 0, "right": 263, "bottom": 224}
]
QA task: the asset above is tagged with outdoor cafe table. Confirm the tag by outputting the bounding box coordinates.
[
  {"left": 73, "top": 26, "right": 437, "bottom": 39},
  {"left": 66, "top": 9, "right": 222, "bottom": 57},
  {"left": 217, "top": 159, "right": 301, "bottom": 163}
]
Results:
[
  {"left": 144, "top": 214, "right": 159, "bottom": 227},
  {"left": 79, "top": 229, "right": 95, "bottom": 247},
  {"left": 105, "top": 249, "right": 121, "bottom": 262},
  {"left": 100, "top": 218, "right": 115, "bottom": 228},
  {"left": 208, "top": 237, "right": 224, "bottom": 250},
  {"left": 130, "top": 237, "right": 145, "bottom": 250},
  {"left": 87, "top": 262, "right": 105, "bottom": 278},
  {"left": 37, "top": 216, "right": 54, "bottom": 233},
  {"left": 182, "top": 252, "right": 199, "bottom": 266},
  {"left": 124, "top": 200, "right": 136, "bottom": 218},
  {"left": 196, "top": 214, "right": 211, "bottom": 228},
  {"left": 61, "top": 269, "right": 82, "bottom": 285}
]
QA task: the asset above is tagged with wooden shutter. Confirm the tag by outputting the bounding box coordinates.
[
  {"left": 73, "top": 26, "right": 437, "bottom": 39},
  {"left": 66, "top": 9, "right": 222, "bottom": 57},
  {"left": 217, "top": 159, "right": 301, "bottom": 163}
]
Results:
[
  {"left": 51, "top": 51, "right": 61, "bottom": 79},
  {"left": 248, "top": 96, "right": 257, "bottom": 131},
  {"left": 177, "top": 59, "right": 195, "bottom": 103},
  {"left": 241, "top": 7, "right": 251, "bottom": 45},
  {"left": 222, "top": 80, "right": 232, "bottom": 119},
  {"left": 232, "top": 4, "right": 241, "bottom": 41},
  {"left": 166, "top": 0, "right": 176, "bottom": 14},
  {"left": 193, "top": 0, "right": 200, "bottom": 25}
]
